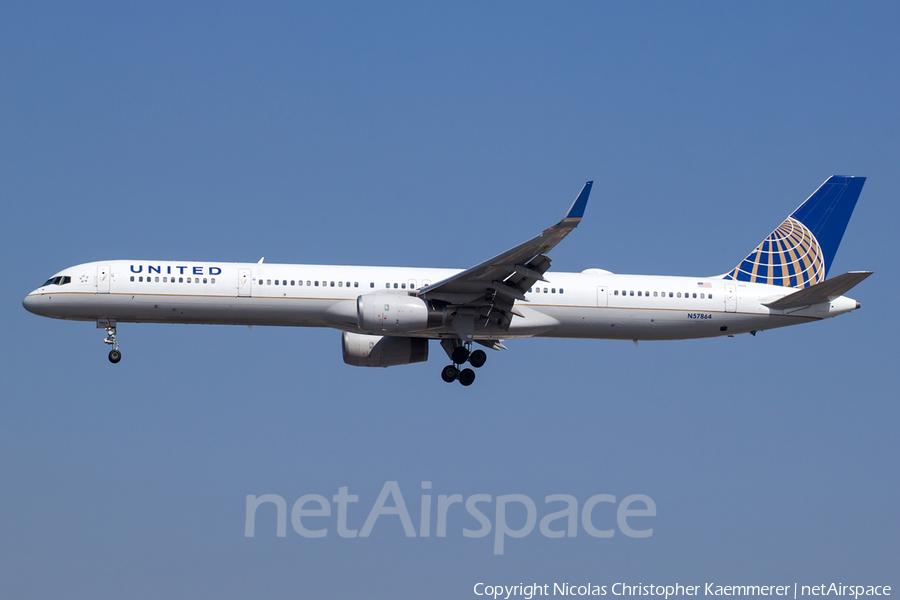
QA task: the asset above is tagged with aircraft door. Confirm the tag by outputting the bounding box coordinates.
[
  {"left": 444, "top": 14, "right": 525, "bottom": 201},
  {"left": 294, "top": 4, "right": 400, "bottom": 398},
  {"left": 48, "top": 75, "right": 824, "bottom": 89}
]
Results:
[
  {"left": 724, "top": 284, "right": 736, "bottom": 312},
  {"left": 596, "top": 286, "right": 608, "bottom": 307},
  {"left": 98, "top": 265, "right": 110, "bottom": 294},
  {"left": 238, "top": 269, "right": 252, "bottom": 297}
]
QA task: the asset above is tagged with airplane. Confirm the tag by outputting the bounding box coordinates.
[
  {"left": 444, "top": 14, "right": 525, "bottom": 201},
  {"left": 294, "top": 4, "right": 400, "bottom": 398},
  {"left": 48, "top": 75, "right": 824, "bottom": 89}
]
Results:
[{"left": 23, "top": 176, "right": 871, "bottom": 386}]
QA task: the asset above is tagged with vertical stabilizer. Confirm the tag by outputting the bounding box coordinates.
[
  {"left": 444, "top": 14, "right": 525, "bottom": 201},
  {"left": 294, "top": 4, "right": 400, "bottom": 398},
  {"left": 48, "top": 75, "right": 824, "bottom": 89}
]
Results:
[{"left": 723, "top": 176, "right": 865, "bottom": 288}]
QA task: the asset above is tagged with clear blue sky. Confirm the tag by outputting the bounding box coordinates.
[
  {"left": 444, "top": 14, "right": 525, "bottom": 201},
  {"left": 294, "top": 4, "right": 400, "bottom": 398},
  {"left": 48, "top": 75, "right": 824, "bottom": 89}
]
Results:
[{"left": 2, "top": 3, "right": 898, "bottom": 598}]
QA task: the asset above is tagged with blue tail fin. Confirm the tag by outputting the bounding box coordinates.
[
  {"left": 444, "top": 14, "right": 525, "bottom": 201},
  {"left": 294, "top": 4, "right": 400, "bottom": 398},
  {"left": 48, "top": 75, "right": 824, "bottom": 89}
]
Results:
[{"left": 723, "top": 176, "right": 865, "bottom": 288}]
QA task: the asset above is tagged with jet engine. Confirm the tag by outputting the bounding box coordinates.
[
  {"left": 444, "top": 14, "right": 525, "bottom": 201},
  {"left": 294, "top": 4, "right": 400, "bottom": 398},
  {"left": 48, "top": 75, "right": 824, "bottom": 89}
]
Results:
[
  {"left": 356, "top": 293, "right": 446, "bottom": 334},
  {"left": 342, "top": 331, "right": 429, "bottom": 367}
]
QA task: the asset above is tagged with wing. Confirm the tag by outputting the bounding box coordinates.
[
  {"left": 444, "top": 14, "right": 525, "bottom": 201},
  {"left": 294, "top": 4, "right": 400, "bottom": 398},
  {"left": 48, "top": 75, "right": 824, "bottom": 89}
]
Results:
[{"left": 418, "top": 181, "right": 593, "bottom": 340}]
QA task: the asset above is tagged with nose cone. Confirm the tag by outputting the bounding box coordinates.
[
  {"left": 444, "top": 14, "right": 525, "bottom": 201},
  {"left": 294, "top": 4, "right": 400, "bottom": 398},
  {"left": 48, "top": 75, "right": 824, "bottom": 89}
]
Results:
[{"left": 23, "top": 293, "right": 43, "bottom": 316}]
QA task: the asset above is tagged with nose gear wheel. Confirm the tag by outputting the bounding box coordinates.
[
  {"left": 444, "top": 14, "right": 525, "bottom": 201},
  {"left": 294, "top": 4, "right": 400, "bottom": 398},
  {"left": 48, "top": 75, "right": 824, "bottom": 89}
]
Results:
[{"left": 102, "top": 325, "right": 122, "bottom": 363}]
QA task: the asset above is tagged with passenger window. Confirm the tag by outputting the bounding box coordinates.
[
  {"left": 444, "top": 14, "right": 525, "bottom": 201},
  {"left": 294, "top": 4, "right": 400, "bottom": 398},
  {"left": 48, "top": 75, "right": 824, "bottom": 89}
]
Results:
[
  {"left": 630, "top": 291, "right": 634, "bottom": 296},
  {"left": 370, "top": 283, "right": 374, "bottom": 288},
  {"left": 677, "top": 292, "right": 681, "bottom": 298},
  {"left": 211, "top": 278, "right": 216, "bottom": 284},
  {"left": 330, "top": 281, "right": 335, "bottom": 287},
  {"left": 551, "top": 288, "right": 556, "bottom": 293},
  {"left": 267, "top": 280, "right": 271, "bottom": 285},
  {"left": 140, "top": 276, "right": 144, "bottom": 282},
  {"left": 529, "top": 288, "right": 533, "bottom": 293},
  {"left": 347, "top": 282, "right": 351, "bottom": 288},
  {"left": 386, "top": 283, "right": 390, "bottom": 288},
  {"left": 163, "top": 277, "right": 167, "bottom": 282},
  {"left": 131, "top": 276, "right": 135, "bottom": 281},
  {"left": 543, "top": 288, "right": 548, "bottom": 293},
  {"left": 283, "top": 280, "right": 287, "bottom": 286},
  {"left": 560, "top": 288, "right": 564, "bottom": 294},
  {"left": 645, "top": 291, "right": 649, "bottom": 297},
  {"left": 709, "top": 294, "right": 713, "bottom": 299},
  {"left": 338, "top": 281, "right": 343, "bottom": 287},
  {"left": 669, "top": 292, "right": 673, "bottom": 298},
  {"left": 394, "top": 283, "right": 398, "bottom": 289},
  {"left": 179, "top": 277, "right": 183, "bottom": 283},
  {"left": 355, "top": 282, "right": 359, "bottom": 288},
  {"left": 275, "top": 280, "right": 279, "bottom": 285},
  {"left": 637, "top": 291, "right": 642, "bottom": 297},
  {"left": 401, "top": 283, "right": 406, "bottom": 289},
  {"left": 693, "top": 293, "right": 697, "bottom": 298},
  {"left": 203, "top": 278, "right": 208, "bottom": 284},
  {"left": 653, "top": 291, "right": 657, "bottom": 297},
  {"left": 614, "top": 290, "right": 618, "bottom": 295},
  {"left": 700, "top": 293, "right": 705, "bottom": 299}
]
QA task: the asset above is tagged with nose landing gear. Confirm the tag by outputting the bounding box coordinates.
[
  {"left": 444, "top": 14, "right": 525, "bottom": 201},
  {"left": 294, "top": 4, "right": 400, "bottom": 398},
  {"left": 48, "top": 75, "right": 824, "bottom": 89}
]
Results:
[
  {"left": 100, "top": 320, "right": 121, "bottom": 363},
  {"left": 440, "top": 341, "right": 487, "bottom": 386}
]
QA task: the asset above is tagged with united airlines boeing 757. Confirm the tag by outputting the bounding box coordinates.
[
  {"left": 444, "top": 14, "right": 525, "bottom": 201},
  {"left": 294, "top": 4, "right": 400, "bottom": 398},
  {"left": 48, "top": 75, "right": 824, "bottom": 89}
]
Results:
[{"left": 24, "top": 176, "right": 870, "bottom": 385}]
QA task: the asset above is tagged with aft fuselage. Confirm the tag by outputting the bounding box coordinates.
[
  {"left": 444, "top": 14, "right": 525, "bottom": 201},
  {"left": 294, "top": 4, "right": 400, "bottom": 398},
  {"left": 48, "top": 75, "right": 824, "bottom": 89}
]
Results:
[{"left": 23, "top": 260, "right": 860, "bottom": 341}]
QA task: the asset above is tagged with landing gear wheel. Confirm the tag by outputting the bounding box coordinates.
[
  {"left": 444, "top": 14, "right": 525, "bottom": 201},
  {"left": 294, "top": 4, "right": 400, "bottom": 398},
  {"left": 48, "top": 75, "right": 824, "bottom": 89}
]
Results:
[
  {"left": 108, "top": 349, "right": 122, "bottom": 364},
  {"left": 441, "top": 365, "right": 459, "bottom": 383},
  {"left": 451, "top": 346, "right": 470, "bottom": 364},
  {"left": 458, "top": 368, "right": 476, "bottom": 386},
  {"left": 469, "top": 349, "right": 487, "bottom": 368}
]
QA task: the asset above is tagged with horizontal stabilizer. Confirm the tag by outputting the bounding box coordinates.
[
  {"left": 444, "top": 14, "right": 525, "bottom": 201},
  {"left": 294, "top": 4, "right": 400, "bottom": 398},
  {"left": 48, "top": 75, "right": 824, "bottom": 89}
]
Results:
[{"left": 763, "top": 271, "right": 872, "bottom": 309}]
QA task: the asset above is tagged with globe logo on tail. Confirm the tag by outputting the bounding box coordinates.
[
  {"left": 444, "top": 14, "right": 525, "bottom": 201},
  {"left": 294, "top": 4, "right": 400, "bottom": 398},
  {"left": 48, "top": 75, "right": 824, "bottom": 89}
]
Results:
[{"left": 724, "top": 217, "right": 825, "bottom": 289}]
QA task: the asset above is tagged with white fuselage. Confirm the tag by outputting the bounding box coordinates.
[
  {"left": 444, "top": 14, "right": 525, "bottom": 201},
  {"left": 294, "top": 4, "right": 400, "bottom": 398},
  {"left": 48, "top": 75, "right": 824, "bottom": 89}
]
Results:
[{"left": 23, "top": 260, "right": 860, "bottom": 341}]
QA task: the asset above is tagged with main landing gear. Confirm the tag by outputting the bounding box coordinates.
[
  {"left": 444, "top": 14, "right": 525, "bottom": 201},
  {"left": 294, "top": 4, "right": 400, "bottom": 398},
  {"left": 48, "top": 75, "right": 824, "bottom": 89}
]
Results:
[
  {"left": 103, "top": 323, "right": 121, "bottom": 363},
  {"left": 440, "top": 342, "right": 487, "bottom": 386}
]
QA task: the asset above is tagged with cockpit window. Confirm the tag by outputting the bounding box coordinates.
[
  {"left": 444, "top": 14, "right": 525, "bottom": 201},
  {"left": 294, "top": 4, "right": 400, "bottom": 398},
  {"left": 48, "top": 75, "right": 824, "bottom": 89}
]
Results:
[{"left": 41, "top": 276, "right": 72, "bottom": 287}]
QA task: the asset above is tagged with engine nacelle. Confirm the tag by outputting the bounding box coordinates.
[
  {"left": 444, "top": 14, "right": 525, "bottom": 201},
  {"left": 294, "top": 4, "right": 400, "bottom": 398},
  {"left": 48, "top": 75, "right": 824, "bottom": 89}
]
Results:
[
  {"left": 342, "top": 332, "right": 429, "bottom": 367},
  {"left": 357, "top": 293, "right": 445, "bottom": 334}
]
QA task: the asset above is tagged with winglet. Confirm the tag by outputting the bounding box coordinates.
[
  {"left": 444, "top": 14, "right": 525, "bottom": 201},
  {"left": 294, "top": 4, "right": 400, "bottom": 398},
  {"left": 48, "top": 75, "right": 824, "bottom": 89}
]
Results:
[{"left": 564, "top": 181, "right": 593, "bottom": 221}]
